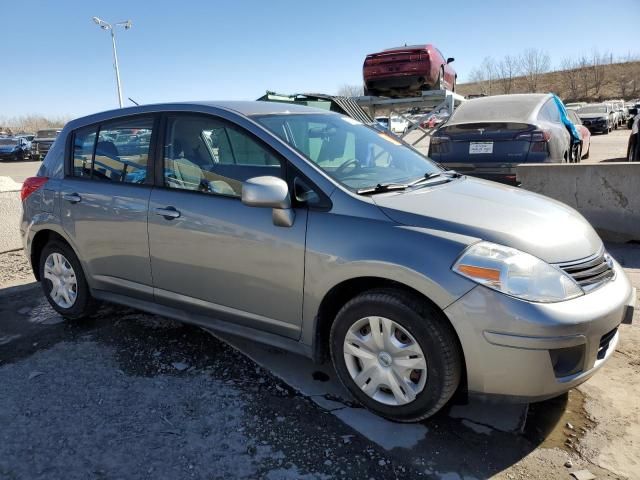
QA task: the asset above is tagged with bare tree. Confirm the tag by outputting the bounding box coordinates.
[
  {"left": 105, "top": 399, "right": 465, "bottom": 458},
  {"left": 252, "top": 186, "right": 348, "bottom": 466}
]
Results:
[
  {"left": 336, "top": 84, "right": 363, "bottom": 97},
  {"left": 468, "top": 66, "right": 489, "bottom": 95},
  {"left": 519, "top": 48, "right": 551, "bottom": 92},
  {"left": 560, "top": 57, "right": 580, "bottom": 100},
  {"left": 590, "top": 50, "right": 608, "bottom": 98},
  {"left": 468, "top": 57, "right": 497, "bottom": 95},
  {"left": 577, "top": 55, "right": 591, "bottom": 98},
  {"left": 0, "top": 115, "right": 69, "bottom": 133},
  {"left": 497, "top": 55, "right": 518, "bottom": 94}
]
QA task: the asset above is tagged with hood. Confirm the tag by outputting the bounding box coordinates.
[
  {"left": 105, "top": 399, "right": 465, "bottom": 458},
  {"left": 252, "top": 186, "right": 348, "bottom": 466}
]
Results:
[
  {"left": 0, "top": 145, "right": 17, "bottom": 152},
  {"left": 372, "top": 177, "right": 602, "bottom": 264},
  {"left": 578, "top": 113, "right": 608, "bottom": 119}
]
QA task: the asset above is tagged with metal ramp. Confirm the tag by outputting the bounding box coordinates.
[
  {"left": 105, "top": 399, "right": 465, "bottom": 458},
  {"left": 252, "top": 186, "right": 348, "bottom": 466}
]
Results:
[
  {"left": 354, "top": 89, "right": 466, "bottom": 154},
  {"left": 257, "top": 91, "right": 375, "bottom": 125}
]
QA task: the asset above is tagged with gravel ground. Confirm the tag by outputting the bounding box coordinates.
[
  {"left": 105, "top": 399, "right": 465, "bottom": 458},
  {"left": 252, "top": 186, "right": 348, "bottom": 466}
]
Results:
[{"left": 0, "top": 250, "right": 33, "bottom": 288}]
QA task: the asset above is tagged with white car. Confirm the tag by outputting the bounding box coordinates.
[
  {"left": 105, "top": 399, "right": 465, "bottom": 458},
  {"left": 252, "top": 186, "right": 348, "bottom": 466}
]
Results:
[{"left": 389, "top": 116, "right": 409, "bottom": 134}]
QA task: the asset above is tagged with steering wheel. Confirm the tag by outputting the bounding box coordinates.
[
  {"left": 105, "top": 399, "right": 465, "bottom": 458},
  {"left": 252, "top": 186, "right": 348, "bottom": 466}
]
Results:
[{"left": 334, "top": 158, "right": 359, "bottom": 176}]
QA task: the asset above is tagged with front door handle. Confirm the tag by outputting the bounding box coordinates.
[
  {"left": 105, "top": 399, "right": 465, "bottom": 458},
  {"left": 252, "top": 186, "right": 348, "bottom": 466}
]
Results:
[
  {"left": 155, "top": 206, "right": 181, "bottom": 220},
  {"left": 63, "top": 193, "right": 81, "bottom": 204}
]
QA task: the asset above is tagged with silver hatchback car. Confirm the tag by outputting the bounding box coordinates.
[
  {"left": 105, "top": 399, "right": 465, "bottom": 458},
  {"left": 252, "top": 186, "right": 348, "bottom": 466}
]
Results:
[{"left": 21, "top": 102, "right": 635, "bottom": 422}]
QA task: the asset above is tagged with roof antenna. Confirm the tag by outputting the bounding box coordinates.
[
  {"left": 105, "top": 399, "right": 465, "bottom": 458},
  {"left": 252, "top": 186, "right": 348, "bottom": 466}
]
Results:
[{"left": 128, "top": 97, "right": 140, "bottom": 106}]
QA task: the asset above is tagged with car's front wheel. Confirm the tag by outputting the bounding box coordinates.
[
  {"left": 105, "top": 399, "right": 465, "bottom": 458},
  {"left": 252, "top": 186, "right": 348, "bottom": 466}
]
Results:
[
  {"left": 330, "top": 289, "right": 462, "bottom": 422},
  {"left": 39, "top": 240, "right": 95, "bottom": 319}
]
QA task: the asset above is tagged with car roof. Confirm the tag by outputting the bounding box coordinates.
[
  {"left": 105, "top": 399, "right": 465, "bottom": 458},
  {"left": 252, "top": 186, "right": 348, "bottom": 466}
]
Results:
[
  {"left": 66, "top": 101, "right": 333, "bottom": 130},
  {"left": 448, "top": 93, "right": 551, "bottom": 125}
]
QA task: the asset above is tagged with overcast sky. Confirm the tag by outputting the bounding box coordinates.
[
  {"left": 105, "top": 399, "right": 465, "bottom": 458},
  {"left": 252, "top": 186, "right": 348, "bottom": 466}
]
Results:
[{"left": 2, "top": 0, "right": 639, "bottom": 118}]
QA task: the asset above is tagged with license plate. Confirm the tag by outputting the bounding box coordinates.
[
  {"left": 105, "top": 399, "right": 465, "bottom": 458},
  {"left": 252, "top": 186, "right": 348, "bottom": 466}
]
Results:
[{"left": 469, "top": 142, "right": 493, "bottom": 154}]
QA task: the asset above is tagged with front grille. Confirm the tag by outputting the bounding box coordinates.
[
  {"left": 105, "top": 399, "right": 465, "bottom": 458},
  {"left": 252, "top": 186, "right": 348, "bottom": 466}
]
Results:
[
  {"left": 556, "top": 250, "right": 615, "bottom": 292},
  {"left": 597, "top": 327, "right": 618, "bottom": 360}
]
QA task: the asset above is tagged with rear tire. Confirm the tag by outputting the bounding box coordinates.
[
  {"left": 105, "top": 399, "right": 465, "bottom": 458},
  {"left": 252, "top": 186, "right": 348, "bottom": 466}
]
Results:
[
  {"left": 330, "top": 288, "right": 462, "bottom": 422},
  {"left": 39, "top": 240, "right": 95, "bottom": 320}
]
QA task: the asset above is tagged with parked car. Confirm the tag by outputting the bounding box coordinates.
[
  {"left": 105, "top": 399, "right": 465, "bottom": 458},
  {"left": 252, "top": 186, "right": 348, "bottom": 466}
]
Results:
[
  {"left": 0, "top": 137, "right": 31, "bottom": 161},
  {"left": 373, "top": 116, "right": 407, "bottom": 135},
  {"left": 21, "top": 101, "right": 635, "bottom": 423},
  {"left": 628, "top": 113, "right": 639, "bottom": 162},
  {"left": 16, "top": 133, "right": 35, "bottom": 142},
  {"left": 577, "top": 104, "right": 614, "bottom": 134},
  {"left": 428, "top": 93, "right": 573, "bottom": 185},
  {"left": 363, "top": 44, "right": 456, "bottom": 98},
  {"left": 567, "top": 110, "right": 591, "bottom": 161},
  {"left": 31, "top": 129, "right": 61, "bottom": 160},
  {"left": 627, "top": 106, "right": 638, "bottom": 129}
]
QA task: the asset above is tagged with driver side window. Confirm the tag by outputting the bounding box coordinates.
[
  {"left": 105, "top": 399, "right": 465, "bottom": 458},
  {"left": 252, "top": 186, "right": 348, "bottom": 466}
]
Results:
[{"left": 163, "top": 115, "right": 284, "bottom": 198}]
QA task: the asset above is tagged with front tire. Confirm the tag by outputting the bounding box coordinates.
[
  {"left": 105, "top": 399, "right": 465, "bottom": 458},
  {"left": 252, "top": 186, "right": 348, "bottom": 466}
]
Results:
[
  {"left": 39, "top": 240, "right": 95, "bottom": 320},
  {"left": 330, "top": 289, "right": 462, "bottom": 422}
]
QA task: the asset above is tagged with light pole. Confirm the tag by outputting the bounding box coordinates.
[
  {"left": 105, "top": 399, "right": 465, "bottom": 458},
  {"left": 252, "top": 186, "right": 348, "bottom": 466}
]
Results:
[{"left": 92, "top": 17, "right": 132, "bottom": 108}]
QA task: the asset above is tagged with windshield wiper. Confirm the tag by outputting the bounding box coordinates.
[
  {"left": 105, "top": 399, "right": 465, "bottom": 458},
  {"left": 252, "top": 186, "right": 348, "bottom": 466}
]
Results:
[
  {"left": 356, "top": 183, "right": 409, "bottom": 195},
  {"left": 407, "top": 170, "right": 463, "bottom": 187}
]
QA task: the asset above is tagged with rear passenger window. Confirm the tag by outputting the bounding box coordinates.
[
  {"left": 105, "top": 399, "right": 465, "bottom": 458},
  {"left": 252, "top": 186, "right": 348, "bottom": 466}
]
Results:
[
  {"left": 163, "top": 115, "right": 283, "bottom": 197},
  {"left": 93, "top": 118, "right": 153, "bottom": 183},
  {"left": 73, "top": 127, "right": 97, "bottom": 178}
]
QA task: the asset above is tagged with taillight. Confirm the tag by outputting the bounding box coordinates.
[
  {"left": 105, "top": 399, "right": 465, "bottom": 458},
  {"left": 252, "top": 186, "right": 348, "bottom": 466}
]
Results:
[
  {"left": 430, "top": 135, "right": 451, "bottom": 153},
  {"left": 515, "top": 130, "right": 551, "bottom": 153},
  {"left": 21, "top": 176, "right": 48, "bottom": 201}
]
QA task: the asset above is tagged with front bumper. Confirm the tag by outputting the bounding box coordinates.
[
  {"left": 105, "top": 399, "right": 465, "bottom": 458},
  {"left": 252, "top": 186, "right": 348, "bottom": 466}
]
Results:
[{"left": 444, "top": 260, "right": 635, "bottom": 402}]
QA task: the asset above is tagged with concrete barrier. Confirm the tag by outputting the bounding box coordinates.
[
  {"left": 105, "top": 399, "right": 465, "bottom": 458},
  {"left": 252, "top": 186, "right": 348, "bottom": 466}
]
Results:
[{"left": 517, "top": 163, "right": 640, "bottom": 242}]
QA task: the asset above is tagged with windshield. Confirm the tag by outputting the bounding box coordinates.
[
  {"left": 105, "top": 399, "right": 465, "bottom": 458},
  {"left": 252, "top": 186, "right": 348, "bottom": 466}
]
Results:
[
  {"left": 254, "top": 113, "right": 441, "bottom": 190},
  {"left": 0, "top": 139, "right": 17, "bottom": 146},
  {"left": 578, "top": 106, "right": 607, "bottom": 114}
]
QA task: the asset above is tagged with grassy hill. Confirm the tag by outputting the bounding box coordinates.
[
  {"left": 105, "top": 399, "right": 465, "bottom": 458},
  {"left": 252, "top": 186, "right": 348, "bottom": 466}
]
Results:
[{"left": 457, "top": 61, "right": 640, "bottom": 102}]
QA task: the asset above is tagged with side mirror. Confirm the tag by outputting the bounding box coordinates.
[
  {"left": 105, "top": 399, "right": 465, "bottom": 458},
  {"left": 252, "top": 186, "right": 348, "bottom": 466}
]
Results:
[
  {"left": 242, "top": 176, "right": 295, "bottom": 227},
  {"left": 446, "top": 57, "right": 455, "bottom": 64}
]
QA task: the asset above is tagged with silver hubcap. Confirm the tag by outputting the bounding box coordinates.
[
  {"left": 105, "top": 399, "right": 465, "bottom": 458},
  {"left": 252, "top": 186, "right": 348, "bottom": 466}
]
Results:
[
  {"left": 343, "top": 316, "right": 427, "bottom": 406},
  {"left": 43, "top": 253, "right": 77, "bottom": 309}
]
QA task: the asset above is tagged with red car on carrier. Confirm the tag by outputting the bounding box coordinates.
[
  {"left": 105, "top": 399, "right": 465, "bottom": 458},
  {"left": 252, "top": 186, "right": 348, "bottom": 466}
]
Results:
[{"left": 363, "top": 44, "right": 456, "bottom": 98}]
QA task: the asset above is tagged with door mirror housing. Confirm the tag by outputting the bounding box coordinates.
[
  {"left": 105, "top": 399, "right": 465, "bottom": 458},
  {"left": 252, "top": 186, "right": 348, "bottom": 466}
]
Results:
[
  {"left": 242, "top": 176, "right": 295, "bottom": 227},
  {"left": 446, "top": 57, "right": 455, "bottom": 64}
]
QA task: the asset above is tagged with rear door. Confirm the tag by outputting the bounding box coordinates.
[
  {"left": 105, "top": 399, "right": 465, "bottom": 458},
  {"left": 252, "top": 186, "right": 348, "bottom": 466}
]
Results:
[
  {"left": 60, "top": 115, "right": 157, "bottom": 301},
  {"left": 147, "top": 113, "right": 307, "bottom": 339}
]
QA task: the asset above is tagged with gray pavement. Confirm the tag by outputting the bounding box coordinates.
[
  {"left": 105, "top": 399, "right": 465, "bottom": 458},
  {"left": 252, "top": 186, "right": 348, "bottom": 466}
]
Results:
[
  {"left": 0, "top": 160, "right": 40, "bottom": 183},
  {"left": 0, "top": 192, "right": 22, "bottom": 253}
]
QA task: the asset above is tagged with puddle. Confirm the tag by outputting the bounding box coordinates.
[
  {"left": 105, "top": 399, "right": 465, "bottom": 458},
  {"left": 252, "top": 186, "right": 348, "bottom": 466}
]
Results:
[{"left": 524, "top": 389, "right": 595, "bottom": 452}]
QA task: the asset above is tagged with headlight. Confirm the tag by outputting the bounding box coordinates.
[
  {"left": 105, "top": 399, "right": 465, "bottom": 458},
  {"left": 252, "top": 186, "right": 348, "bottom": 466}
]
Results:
[{"left": 452, "top": 241, "right": 583, "bottom": 303}]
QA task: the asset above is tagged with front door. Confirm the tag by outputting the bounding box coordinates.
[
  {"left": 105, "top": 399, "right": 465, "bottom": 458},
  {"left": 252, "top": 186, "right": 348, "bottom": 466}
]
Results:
[
  {"left": 60, "top": 115, "right": 156, "bottom": 300},
  {"left": 147, "top": 113, "right": 307, "bottom": 338}
]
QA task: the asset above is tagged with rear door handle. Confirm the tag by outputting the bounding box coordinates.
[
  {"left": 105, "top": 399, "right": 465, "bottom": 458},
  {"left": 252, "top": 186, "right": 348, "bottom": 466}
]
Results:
[
  {"left": 155, "top": 206, "right": 181, "bottom": 220},
  {"left": 63, "top": 193, "right": 81, "bottom": 204}
]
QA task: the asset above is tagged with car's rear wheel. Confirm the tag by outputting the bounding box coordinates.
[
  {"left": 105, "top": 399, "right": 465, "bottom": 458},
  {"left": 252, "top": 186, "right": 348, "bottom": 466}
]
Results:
[
  {"left": 39, "top": 240, "right": 95, "bottom": 319},
  {"left": 330, "top": 289, "right": 462, "bottom": 422}
]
